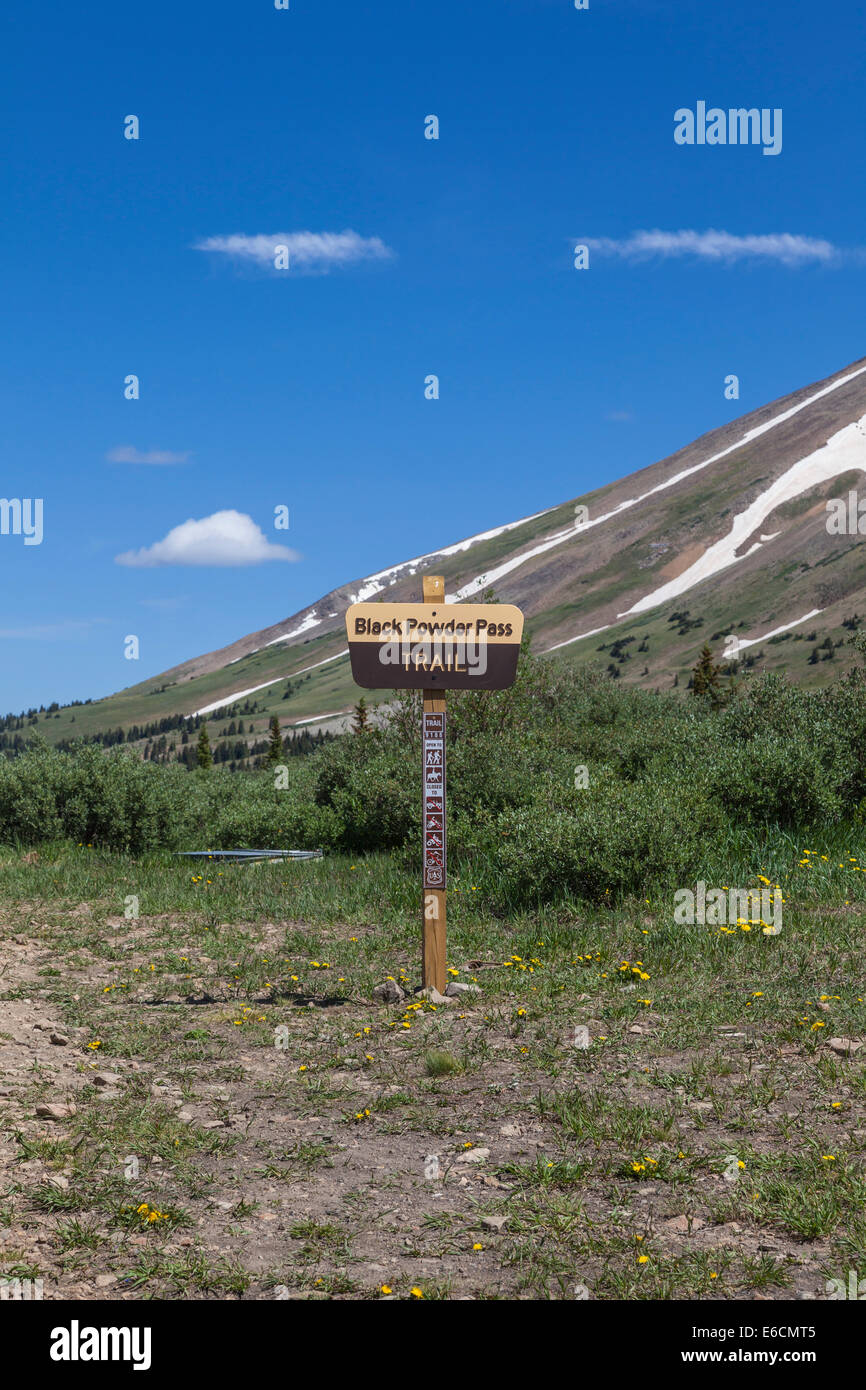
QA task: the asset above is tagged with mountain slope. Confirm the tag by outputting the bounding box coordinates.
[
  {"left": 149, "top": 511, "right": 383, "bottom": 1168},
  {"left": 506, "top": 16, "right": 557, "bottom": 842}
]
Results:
[{"left": 27, "top": 356, "right": 866, "bottom": 746}]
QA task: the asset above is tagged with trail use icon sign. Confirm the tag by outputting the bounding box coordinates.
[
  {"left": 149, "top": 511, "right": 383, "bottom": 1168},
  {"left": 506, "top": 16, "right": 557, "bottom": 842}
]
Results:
[{"left": 345, "top": 579, "right": 525, "bottom": 992}]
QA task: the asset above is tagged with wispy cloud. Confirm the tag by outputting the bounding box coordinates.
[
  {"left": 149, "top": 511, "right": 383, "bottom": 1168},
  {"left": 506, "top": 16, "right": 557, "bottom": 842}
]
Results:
[
  {"left": 585, "top": 229, "right": 840, "bottom": 267},
  {"left": 107, "top": 446, "right": 191, "bottom": 465},
  {"left": 0, "top": 620, "right": 106, "bottom": 640},
  {"left": 193, "top": 229, "right": 394, "bottom": 274},
  {"left": 115, "top": 510, "right": 301, "bottom": 569},
  {"left": 605, "top": 409, "right": 634, "bottom": 422}
]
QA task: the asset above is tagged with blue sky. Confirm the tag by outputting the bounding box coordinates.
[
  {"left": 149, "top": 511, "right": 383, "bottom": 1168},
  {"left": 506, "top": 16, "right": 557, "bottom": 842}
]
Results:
[{"left": 1, "top": 0, "right": 864, "bottom": 711}]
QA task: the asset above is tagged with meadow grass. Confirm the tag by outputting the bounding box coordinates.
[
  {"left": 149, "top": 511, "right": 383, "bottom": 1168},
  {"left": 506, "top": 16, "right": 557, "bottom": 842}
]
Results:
[{"left": 0, "top": 827, "right": 863, "bottom": 1300}]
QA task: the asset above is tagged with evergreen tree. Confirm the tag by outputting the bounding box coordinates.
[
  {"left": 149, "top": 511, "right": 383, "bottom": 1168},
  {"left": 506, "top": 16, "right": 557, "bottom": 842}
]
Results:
[
  {"left": 196, "top": 723, "right": 213, "bottom": 769},
  {"left": 351, "top": 696, "right": 369, "bottom": 734},
  {"left": 267, "top": 715, "right": 284, "bottom": 765},
  {"left": 691, "top": 644, "right": 725, "bottom": 708}
]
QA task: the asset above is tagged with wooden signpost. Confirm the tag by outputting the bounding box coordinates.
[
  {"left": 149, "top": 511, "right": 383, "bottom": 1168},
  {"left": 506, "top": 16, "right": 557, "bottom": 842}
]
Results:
[{"left": 345, "top": 577, "right": 524, "bottom": 993}]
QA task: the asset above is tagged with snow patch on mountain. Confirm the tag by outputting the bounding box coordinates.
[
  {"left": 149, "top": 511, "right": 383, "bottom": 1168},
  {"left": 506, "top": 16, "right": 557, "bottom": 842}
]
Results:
[
  {"left": 347, "top": 505, "right": 559, "bottom": 603},
  {"left": 192, "top": 679, "right": 284, "bottom": 717},
  {"left": 547, "top": 623, "right": 612, "bottom": 652},
  {"left": 544, "top": 364, "right": 866, "bottom": 649},
  {"left": 492, "top": 364, "right": 866, "bottom": 625},
  {"left": 265, "top": 612, "right": 322, "bottom": 647},
  {"left": 191, "top": 647, "right": 350, "bottom": 716},
  {"left": 734, "top": 609, "right": 823, "bottom": 652},
  {"left": 622, "top": 411, "right": 866, "bottom": 616}
]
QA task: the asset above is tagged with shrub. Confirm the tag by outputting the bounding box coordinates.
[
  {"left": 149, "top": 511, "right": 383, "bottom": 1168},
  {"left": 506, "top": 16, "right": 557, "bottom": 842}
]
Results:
[
  {"left": 473, "top": 771, "right": 727, "bottom": 910},
  {"left": 3, "top": 645, "right": 866, "bottom": 912}
]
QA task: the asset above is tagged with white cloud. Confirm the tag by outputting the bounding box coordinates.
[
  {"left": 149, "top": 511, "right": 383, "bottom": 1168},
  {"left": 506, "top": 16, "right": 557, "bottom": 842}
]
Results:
[
  {"left": 585, "top": 229, "right": 839, "bottom": 267},
  {"left": 107, "top": 446, "right": 191, "bottom": 465},
  {"left": 0, "top": 620, "right": 106, "bottom": 640},
  {"left": 115, "top": 510, "right": 301, "bottom": 568},
  {"left": 193, "top": 229, "right": 394, "bottom": 274}
]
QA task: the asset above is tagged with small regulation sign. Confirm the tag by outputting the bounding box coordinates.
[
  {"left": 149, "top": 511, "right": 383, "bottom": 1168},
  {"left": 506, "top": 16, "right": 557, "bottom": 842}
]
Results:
[
  {"left": 423, "top": 710, "right": 446, "bottom": 889},
  {"left": 345, "top": 601, "right": 524, "bottom": 690}
]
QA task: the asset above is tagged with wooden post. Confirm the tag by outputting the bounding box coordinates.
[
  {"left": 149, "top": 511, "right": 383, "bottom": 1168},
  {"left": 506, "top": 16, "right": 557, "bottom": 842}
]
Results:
[
  {"left": 346, "top": 580, "right": 522, "bottom": 992},
  {"left": 421, "top": 574, "right": 447, "bottom": 993}
]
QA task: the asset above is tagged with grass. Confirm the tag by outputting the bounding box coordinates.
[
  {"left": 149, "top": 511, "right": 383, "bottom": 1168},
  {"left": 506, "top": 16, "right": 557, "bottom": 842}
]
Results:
[
  {"left": 424, "top": 1050, "right": 464, "bottom": 1077},
  {"left": 0, "top": 834, "right": 864, "bottom": 1300}
]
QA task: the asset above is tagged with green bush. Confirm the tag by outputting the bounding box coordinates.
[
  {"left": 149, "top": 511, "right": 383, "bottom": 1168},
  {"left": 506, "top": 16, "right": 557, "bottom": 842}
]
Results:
[
  {"left": 3, "top": 642, "right": 866, "bottom": 908},
  {"left": 312, "top": 734, "right": 420, "bottom": 850},
  {"left": 471, "top": 771, "right": 728, "bottom": 909}
]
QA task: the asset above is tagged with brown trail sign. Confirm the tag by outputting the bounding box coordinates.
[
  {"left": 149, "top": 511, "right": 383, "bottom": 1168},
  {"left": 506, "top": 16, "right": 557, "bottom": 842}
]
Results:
[
  {"left": 345, "top": 578, "right": 524, "bottom": 992},
  {"left": 345, "top": 598, "right": 524, "bottom": 690}
]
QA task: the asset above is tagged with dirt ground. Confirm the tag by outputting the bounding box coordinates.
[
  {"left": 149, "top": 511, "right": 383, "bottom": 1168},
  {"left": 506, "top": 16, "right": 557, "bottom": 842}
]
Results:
[{"left": 1, "top": 890, "right": 864, "bottom": 1301}]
